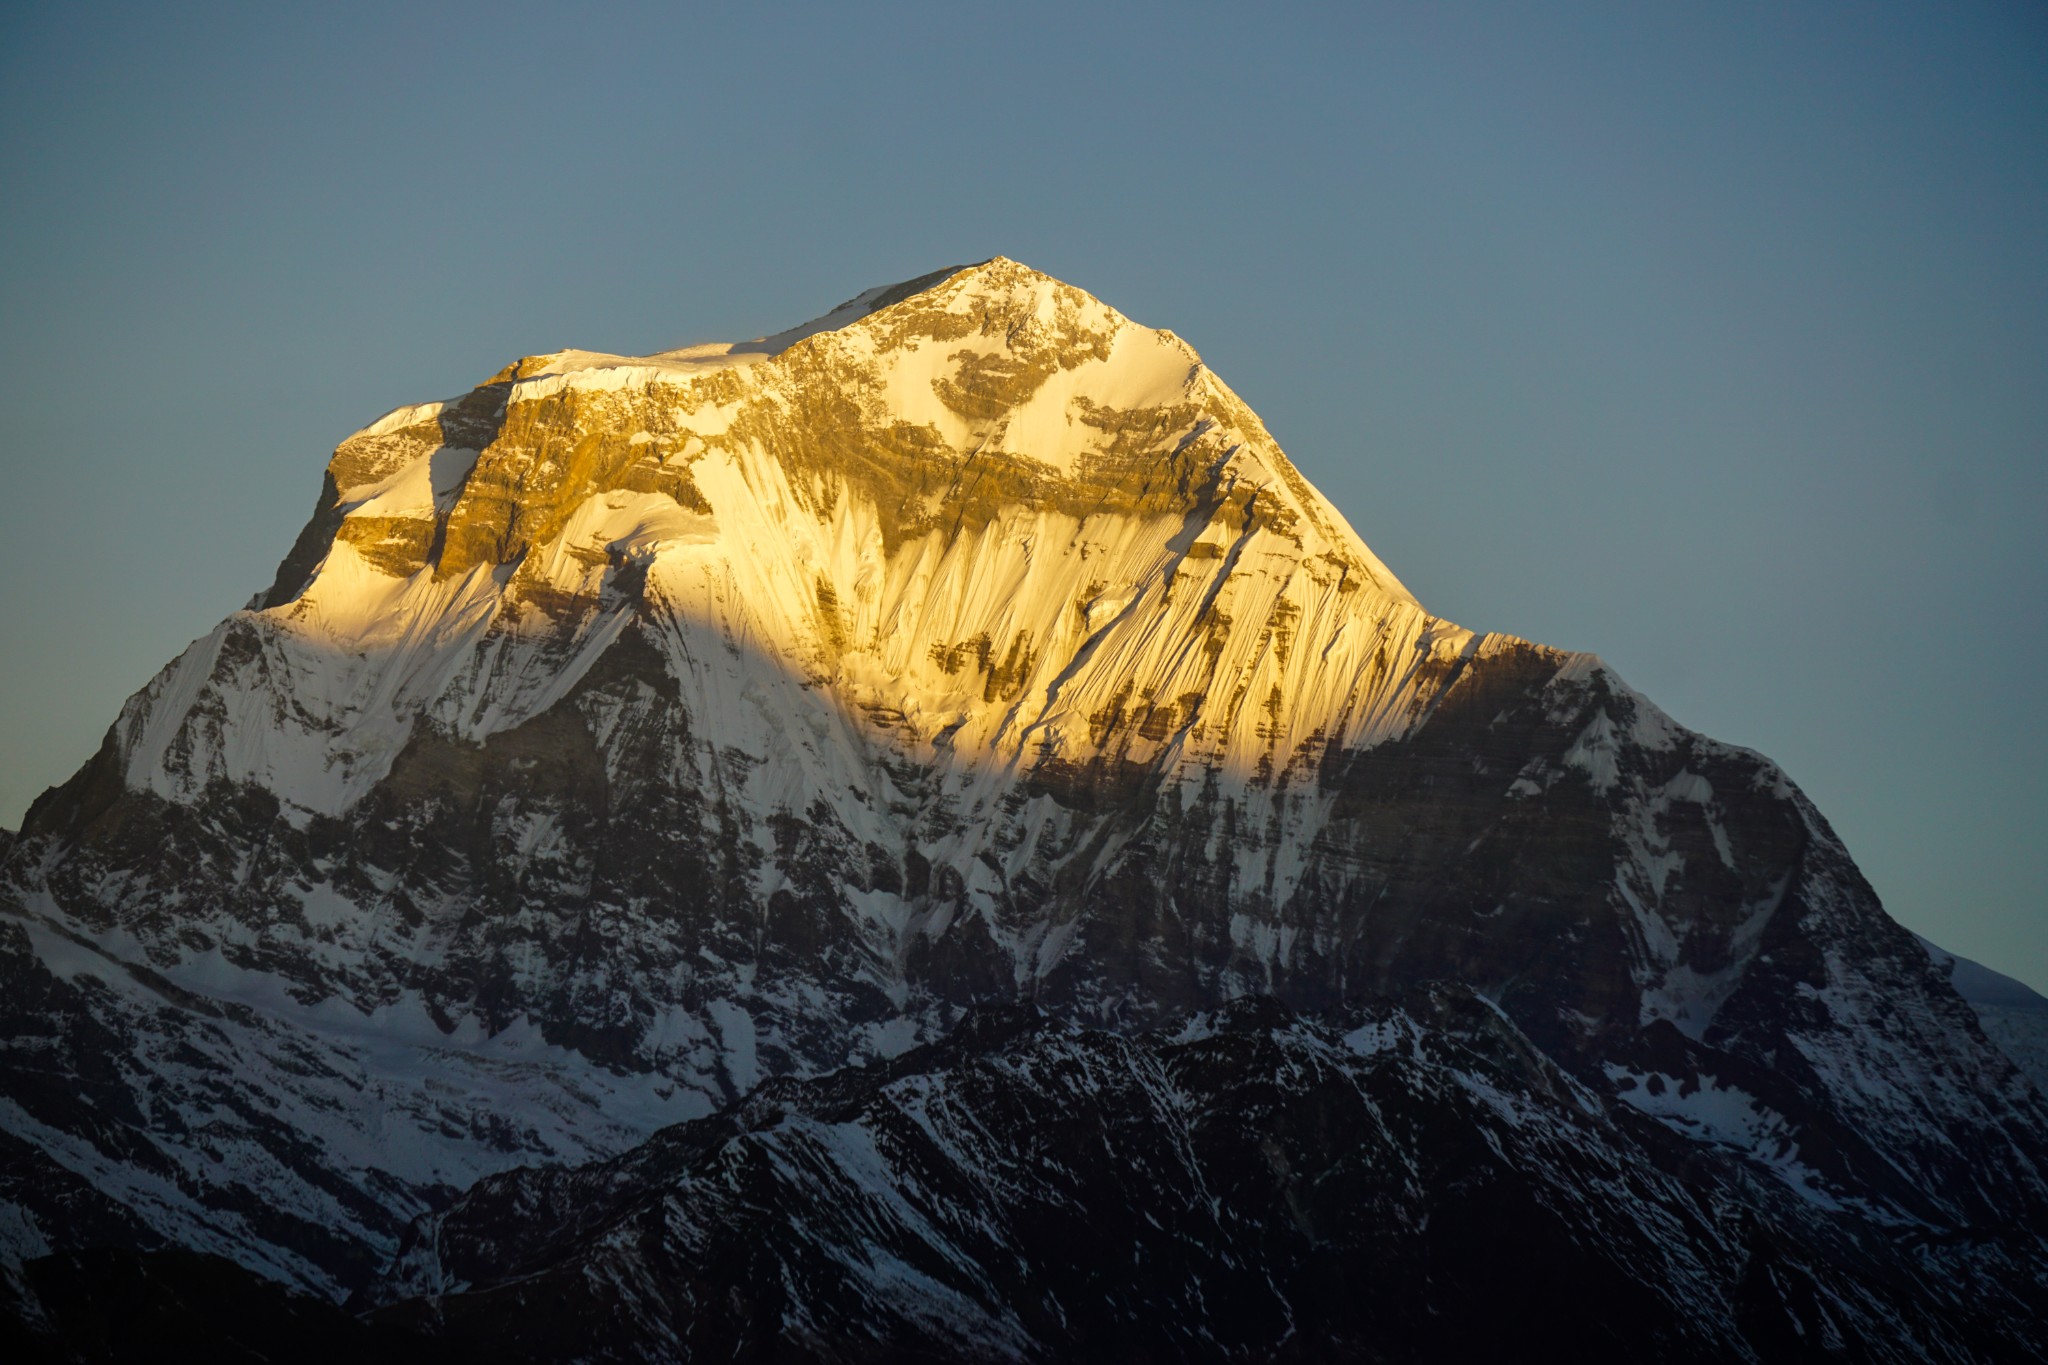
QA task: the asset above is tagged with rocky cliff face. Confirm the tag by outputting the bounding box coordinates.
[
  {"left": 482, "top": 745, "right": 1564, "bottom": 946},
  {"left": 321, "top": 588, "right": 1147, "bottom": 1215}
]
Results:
[{"left": 2, "top": 260, "right": 2043, "bottom": 1354}]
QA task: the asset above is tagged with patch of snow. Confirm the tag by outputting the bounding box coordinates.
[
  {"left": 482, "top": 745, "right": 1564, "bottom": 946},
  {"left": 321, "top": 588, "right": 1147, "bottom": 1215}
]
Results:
[
  {"left": 1607, "top": 1064, "right": 1841, "bottom": 1208},
  {"left": 1564, "top": 709, "right": 1623, "bottom": 793}
]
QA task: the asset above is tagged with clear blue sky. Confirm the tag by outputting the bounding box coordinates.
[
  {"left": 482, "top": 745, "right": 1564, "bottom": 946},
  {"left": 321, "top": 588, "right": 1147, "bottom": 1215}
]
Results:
[{"left": 2, "top": 2, "right": 2043, "bottom": 988}]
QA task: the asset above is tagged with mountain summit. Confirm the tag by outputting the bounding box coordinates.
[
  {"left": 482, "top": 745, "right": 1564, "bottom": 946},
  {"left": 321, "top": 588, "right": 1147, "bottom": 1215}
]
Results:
[{"left": 3, "top": 261, "right": 2044, "bottom": 1358}]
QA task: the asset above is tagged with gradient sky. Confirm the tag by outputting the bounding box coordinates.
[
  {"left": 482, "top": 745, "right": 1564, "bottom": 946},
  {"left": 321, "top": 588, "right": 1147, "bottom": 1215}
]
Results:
[{"left": 2, "top": 2, "right": 2043, "bottom": 988}]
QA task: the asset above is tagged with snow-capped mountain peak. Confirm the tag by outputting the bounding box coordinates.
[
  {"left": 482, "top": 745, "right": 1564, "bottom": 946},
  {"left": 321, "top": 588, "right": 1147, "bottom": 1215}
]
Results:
[{"left": 3, "top": 263, "right": 2043, "bottom": 1359}]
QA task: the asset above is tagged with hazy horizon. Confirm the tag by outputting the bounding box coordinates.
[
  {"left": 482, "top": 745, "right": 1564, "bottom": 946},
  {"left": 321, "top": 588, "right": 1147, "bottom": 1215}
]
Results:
[{"left": 2, "top": 2, "right": 2042, "bottom": 990}]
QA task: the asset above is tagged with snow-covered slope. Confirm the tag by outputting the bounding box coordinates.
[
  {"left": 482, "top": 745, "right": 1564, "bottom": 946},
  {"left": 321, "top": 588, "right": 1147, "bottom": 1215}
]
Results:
[
  {"left": 1920, "top": 934, "right": 2048, "bottom": 1093},
  {"left": 1, "top": 261, "right": 2043, "bottom": 1346},
  {"left": 369, "top": 994, "right": 2047, "bottom": 1363}
]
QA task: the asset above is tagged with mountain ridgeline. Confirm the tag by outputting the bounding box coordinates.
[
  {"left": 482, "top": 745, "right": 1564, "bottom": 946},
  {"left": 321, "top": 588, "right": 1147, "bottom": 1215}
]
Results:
[{"left": 3, "top": 260, "right": 2044, "bottom": 1361}]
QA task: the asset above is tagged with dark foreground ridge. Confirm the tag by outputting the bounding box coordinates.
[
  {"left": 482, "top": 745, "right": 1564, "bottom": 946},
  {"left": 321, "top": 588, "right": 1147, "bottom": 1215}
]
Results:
[
  {"left": 15, "top": 993, "right": 2043, "bottom": 1363},
  {"left": 1, "top": 1249, "right": 512, "bottom": 1365}
]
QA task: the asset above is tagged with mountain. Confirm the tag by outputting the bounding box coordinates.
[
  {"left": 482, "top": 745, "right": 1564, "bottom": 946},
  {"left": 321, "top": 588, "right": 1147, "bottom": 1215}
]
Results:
[
  {"left": 1920, "top": 935, "right": 2048, "bottom": 1093},
  {"left": 363, "top": 993, "right": 2048, "bottom": 1363},
  {"left": 2, "top": 259, "right": 2044, "bottom": 1358}
]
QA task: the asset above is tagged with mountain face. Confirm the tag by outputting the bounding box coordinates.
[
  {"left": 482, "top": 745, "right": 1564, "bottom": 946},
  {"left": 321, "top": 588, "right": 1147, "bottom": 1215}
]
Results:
[
  {"left": 2, "top": 259, "right": 2044, "bottom": 1357},
  {"left": 1921, "top": 935, "right": 2048, "bottom": 1094},
  {"left": 364, "top": 994, "right": 2047, "bottom": 1364}
]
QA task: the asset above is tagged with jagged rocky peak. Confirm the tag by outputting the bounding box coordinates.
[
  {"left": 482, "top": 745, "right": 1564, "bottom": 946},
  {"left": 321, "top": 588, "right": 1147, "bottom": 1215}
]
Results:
[{"left": 289, "top": 254, "right": 1410, "bottom": 597}]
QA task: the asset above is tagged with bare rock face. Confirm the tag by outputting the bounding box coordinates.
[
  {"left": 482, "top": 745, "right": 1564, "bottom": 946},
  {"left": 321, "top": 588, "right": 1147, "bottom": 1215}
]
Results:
[{"left": 1, "top": 261, "right": 2043, "bottom": 1354}]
